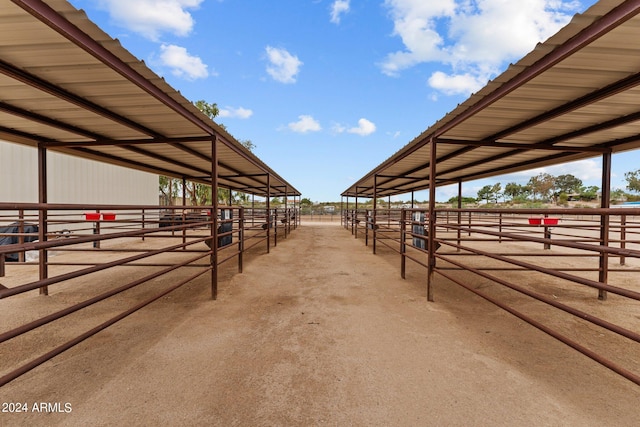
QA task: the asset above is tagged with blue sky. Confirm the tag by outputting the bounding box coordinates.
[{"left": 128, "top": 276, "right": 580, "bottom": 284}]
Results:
[{"left": 68, "top": 0, "right": 639, "bottom": 203}]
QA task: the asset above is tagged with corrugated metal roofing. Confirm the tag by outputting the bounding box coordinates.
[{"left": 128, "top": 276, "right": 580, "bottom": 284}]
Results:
[
  {"left": 343, "top": 0, "right": 640, "bottom": 198},
  {"left": 0, "top": 0, "right": 300, "bottom": 198}
]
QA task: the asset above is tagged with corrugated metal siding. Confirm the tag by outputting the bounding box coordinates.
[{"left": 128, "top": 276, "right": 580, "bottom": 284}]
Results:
[{"left": 0, "top": 140, "right": 157, "bottom": 204}]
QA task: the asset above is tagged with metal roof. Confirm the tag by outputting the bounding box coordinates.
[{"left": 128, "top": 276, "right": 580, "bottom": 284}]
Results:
[
  {"left": 0, "top": 0, "right": 300, "bottom": 198},
  {"left": 342, "top": 0, "right": 640, "bottom": 199}
]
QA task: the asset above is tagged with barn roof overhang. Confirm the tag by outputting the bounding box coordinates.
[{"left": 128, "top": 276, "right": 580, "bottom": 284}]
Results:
[
  {"left": 0, "top": 0, "right": 300, "bottom": 198},
  {"left": 342, "top": 0, "right": 640, "bottom": 199}
]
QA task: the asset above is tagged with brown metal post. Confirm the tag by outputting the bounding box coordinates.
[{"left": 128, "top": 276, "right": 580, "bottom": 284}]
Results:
[
  {"left": 401, "top": 208, "right": 406, "bottom": 279},
  {"left": 266, "top": 174, "right": 271, "bottom": 254},
  {"left": 599, "top": 152, "right": 612, "bottom": 300},
  {"left": 387, "top": 195, "right": 391, "bottom": 228},
  {"left": 274, "top": 206, "right": 278, "bottom": 247},
  {"left": 141, "top": 208, "right": 145, "bottom": 241},
  {"left": 344, "top": 196, "right": 348, "bottom": 229},
  {"left": 284, "top": 186, "right": 288, "bottom": 238},
  {"left": 37, "top": 144, "right": 48, "bottom": 295},
  {"left": 351, "top": 206, "right": 355, "bottom": 235},
  {"left": 427, "top": 137, "right": 437, "bottom": 302},
  {"left": 457, "top": 180, "right": 462, "bottom": 252},
  {"left": 620, "top": 214, "right": 626, "bottom": 266},
  {"left": 365, "top": 209, "right": 369, "bottom": 246},
  {"left": 94, "top": 209, "right": 101, "bottom": 249},
  {"left": 354, "top": 193, "right": 359, "bottom": 239},
  {"left": 293, "top": 195, "right": 296, "bottom": 228},
  {"left": 296, "top": 195, "right": 300, "bottom": 228},
  {"left": 182, "top": 177, "right": 187, "bottom": 250},
  {"left": 373, "top": 175, "right": 377, "bottom": 254},
  {"left": 238, "top": 206, "right": 244, "bottom": 273},
  {"left": 544, "top": 213, "right": 551, "bottom": 250},
  {"left": 211, "top": 137, "right": 219, "bottom": 300},
  {"left": 18, "top": 210, "right": 25, "bottom": 262}
]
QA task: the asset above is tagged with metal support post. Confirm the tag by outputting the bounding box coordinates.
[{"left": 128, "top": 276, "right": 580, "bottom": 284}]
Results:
[{"left": 211, "top": 137, "right": 219, "bottom": 300}]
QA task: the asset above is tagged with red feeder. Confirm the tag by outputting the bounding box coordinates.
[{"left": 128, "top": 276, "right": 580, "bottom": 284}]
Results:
[
  {"left": 102, "top": 213, "right": 116, "bottom": 221},
  {"left": 528, "top": 218, "right": 542, "bottom": 225},
  {"left": 543, "top": 217, "right": 559, "bottom": 225},
  {"left": 84, "top": 212, "right": 100, "bottom": 221}
]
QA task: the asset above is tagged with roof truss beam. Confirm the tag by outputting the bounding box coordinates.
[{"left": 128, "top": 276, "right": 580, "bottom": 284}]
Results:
[
  {"left": 489, "top": 70, "right": 640, "bottom": 141},
  {"left": 0, "top": 57, "right": 159, "bottom": 138},
  {"left": 12, "top": 0, "right": 214, "bottom": 137},
  {"left": 435, "top": 138, "right": 612, "bottom": 153}
]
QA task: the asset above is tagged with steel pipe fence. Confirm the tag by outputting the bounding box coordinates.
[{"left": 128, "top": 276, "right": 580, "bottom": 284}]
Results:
[
  {"left": 0, "top": 203, "right": 299, "bottom": 387},
  {"left": 345, "top": 207, "right": 640, "bottom": 386}
]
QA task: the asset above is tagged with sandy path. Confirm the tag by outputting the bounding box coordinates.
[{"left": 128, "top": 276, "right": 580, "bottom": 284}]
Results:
[{"left": 1, "top": 222, "right": 639, "bottom": 426}]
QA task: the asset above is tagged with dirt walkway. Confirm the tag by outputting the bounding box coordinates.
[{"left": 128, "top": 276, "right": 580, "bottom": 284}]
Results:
[{"left": 1, "top": 222, "right": 639, "bottom": 426}]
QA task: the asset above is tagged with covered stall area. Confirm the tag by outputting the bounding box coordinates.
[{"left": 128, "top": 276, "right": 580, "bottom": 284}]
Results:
[
  {"left": 342, "top": 0, "right": 640, "bottom": 386},
  {"left": 0, "top": 0, "right": 299, "bottom": 387}
]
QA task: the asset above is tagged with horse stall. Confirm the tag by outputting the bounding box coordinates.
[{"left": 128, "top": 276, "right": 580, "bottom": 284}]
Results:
[
  {"left": 342, "top": 0, "right": 640, "bottom": 387},
  {"left": 0, "top": 1, "right": 300, "bottom": 388}
]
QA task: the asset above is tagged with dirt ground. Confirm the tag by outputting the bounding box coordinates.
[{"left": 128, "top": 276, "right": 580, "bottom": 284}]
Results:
[{"left": 1, "top": 220, "right": 640, "bottom": 426}]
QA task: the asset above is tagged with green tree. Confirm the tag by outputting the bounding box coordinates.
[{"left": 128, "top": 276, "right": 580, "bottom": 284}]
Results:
[
  {"left": 611, "top": 188, "right": 627, "bottom": 202},
  {"left": 477, "top": 185, "right": 491, "bottom": 203},
  {"left": 528, "top": 173, "right": 555, "bottom": 202},
  {"left": 233, "top": 191, "right": 251, "bottom": 205},
  {"left": 239, "top": 139, "right": 256, "bottom": 151},
  {"left": 579, "top": 185, "right": 600, "bottom": 201},
  {"left": 447, "top": 196, "right": 476, "bottom": 205},
  {"left": 477, "top": 183, "right": 501, "bottom": 203},
  {"left": 555, "top": 174, "right": 583, "bottom": 195},
  {"left": 625, "top": 170, "right": 640, "bottom": 193},
  {"left": 195, "top": 99, "right": 219, "bottom": 120},
  {"left": 159, "top": 176, "right": 179, "bottom": 205},
  {"left": 558, "top": 192, "right": 569, "bottom": 206},
  {"left": 178, "top": 100, "right": 259, "bottom": 207},
  {"left": 186, "top": 182, "right": 212, "bottom": 206},
  {"left": 490, "top": 183, "right": 502, "bottom": 203},
  {"left": 503, "top": 182, "right": 530, "bottom": 201}
]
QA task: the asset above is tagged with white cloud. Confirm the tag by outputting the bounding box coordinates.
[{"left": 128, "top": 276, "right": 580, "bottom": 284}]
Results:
[
  {"left": 523, "top": 159, "right": 602, "bottom": 182},
  {"left": 219, "top": 106, "right": 253, "bottom": 119},
  {"left": 381, "top": 0, "right": 581, "bottom": 95},
  {"left": 97, "top": 0, "right": 203, "bottom": 41},
  {"left": 331, "top": 123, "right": 347, "bottom": 134},
  {"left": 347, "top": 118, "right": 377, "bottom": 136},
  {"left": 330, "top": 0, "right": 350, "bottom": 24},
  {"left": 159, "top": 44, "right": 209, "bottom": 80},
  {"left": 331, "top": 118, "right": 377, "bottom": 136},
  {"left": 265, "top": 46, "right": 303, "bottom": 84},
  {"left": 428, "top": 71, "right": 486, "bottom": 96},
  {"left": 288, "top": 115, "right": 321, "bottom": 133}
]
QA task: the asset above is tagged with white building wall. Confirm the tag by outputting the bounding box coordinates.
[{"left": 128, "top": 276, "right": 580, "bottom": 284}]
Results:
[{"left": 1, "top": 141, "right": 158, "bottom": 205}]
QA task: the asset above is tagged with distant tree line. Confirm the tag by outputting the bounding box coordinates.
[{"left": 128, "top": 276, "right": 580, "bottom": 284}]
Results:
[{"left": 463, "top": 170, "right": 640, "bottom": 206}]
